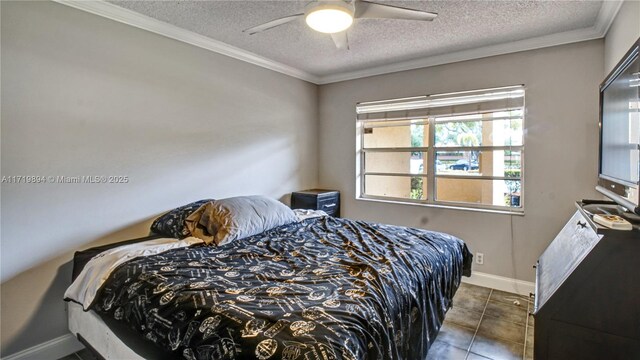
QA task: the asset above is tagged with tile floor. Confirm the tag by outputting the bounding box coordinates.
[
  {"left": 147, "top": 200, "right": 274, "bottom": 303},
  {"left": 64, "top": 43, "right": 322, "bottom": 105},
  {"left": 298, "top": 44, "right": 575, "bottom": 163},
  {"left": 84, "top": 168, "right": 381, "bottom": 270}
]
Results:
[
  {"left": 59, "top": 347, "right": 96, "bottom": 360},
  {"left": 428, "top": 283, "right": 535, "bottom": 360},
  {"left": 60, "top": 283, "right": 534, "bottom": 360}
]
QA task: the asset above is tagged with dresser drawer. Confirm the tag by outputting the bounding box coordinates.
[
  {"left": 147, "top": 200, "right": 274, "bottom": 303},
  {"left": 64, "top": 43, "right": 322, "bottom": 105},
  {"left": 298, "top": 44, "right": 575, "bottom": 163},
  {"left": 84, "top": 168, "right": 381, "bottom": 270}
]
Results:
[{"left": 318, "top": 197, "right": 339, "bottom": 212}]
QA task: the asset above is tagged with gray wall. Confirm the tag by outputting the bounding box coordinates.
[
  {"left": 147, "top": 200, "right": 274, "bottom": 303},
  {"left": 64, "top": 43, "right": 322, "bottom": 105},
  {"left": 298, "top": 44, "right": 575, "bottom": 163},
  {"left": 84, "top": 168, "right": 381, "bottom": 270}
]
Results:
[
  {"left": 0, "top": 1, "right": 318, "bottom": 356},
  {"left": 318, "top": 40, "right": 604, "bottom": 283},
  {"left": 604, "top": 0, "right": 639, "bottom": 74},
  {"left": 0, "top": 0, "right": 623, "bottom": 356}
]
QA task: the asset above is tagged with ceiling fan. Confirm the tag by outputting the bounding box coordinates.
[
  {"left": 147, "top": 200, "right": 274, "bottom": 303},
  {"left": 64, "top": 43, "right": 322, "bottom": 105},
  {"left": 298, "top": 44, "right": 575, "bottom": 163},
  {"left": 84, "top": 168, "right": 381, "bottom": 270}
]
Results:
[{"left": 243, "top": 0, "right": 437, "bottom": 50}]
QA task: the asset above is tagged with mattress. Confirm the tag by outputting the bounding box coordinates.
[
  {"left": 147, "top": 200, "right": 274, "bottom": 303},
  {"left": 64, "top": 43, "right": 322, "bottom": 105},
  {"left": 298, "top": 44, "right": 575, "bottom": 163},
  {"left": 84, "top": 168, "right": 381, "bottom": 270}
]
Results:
[{"left": 66, "top": 215, "right": 472, "bottom": 360}]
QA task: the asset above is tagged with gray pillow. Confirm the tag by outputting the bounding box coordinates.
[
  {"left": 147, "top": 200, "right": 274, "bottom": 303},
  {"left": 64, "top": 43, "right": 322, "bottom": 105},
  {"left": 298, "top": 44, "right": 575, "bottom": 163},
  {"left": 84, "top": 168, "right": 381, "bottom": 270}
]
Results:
[{"left": 203, "top": 195, "right": 297, "bottom": 246}]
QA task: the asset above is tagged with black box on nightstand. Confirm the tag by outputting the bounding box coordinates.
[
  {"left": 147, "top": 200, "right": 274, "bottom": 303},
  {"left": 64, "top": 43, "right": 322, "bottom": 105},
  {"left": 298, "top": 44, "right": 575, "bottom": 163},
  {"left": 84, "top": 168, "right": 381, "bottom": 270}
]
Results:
[{"left": 291, "top": 189, "right": 340, "bottom": 217}]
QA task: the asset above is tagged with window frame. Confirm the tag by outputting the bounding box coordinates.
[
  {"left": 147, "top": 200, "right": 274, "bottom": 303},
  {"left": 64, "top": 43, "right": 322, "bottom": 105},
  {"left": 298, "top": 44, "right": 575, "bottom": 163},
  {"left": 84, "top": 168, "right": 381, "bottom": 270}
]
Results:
[{"left": 356, "top": 87, "right": 525, "bottom": 214}]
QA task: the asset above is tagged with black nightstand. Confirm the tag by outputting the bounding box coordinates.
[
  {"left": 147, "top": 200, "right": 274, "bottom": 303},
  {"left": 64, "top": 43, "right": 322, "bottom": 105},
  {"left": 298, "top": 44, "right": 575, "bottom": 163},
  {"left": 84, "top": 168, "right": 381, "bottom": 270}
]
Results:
[{"left": 291, "top": 189, "right": 340, "bottom": 217}]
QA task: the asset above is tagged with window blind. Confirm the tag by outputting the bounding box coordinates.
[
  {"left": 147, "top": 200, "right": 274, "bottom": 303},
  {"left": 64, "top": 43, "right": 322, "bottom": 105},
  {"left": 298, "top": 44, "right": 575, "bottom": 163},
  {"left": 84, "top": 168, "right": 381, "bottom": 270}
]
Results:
[{"left": 356, "top": 85, "right": 525, "bottom": 121}]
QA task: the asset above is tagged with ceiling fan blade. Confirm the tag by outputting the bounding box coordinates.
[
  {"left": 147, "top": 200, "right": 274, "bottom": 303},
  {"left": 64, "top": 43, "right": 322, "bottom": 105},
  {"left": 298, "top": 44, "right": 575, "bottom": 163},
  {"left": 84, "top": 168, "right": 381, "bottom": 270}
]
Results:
[
  {"left": 243, "top": 13, "right": 304, "bottom": 35},
  {"left": 354, "top": 1, "right": 437, "bottom": 21},
  {"left": 330, "top": 31, "right": 349, "bottom": 50}
]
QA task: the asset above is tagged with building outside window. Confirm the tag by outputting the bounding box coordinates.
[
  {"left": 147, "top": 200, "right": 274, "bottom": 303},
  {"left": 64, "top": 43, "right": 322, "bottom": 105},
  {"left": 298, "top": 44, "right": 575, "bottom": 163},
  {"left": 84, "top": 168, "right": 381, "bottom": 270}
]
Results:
[{"left": 356, "top": 85, "right": 525, "bottom": 213}]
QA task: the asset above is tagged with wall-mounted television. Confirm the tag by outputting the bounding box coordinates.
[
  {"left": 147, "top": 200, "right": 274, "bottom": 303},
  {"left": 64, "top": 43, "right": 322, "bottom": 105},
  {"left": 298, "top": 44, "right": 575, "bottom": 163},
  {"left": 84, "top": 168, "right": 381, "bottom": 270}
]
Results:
[{"left": 597, "top": 38, "right": 640, "bottom": 214}]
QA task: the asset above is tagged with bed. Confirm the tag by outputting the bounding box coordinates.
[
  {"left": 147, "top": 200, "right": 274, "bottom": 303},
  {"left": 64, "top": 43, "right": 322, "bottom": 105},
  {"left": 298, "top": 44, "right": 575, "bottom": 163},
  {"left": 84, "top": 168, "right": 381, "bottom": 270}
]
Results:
[{"left": 65, "top": 201, "right": 472, "bottom": 360}]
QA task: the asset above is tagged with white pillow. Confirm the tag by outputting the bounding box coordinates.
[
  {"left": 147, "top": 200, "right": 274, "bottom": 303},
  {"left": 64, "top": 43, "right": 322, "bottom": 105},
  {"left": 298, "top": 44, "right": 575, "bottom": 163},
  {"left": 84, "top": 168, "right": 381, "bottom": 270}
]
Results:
[{"left": 203, "top": 195, "right": 297, "bottom": 246}]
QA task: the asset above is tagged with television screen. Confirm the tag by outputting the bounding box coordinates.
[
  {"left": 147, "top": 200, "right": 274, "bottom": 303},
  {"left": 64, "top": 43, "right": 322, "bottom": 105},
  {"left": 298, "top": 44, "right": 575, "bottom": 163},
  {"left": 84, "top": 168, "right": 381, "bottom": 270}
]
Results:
[{"left": 600, "top": 48, "right": 639, "bottom": 186}]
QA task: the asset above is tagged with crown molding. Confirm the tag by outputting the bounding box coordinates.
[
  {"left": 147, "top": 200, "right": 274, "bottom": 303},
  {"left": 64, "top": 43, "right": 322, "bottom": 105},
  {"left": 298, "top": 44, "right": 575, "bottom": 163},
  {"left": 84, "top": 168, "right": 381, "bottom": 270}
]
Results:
[
  {"left": 52, "top": 0, "right": 623, "bottom": 86},
  {"left": 318, "top": 26, "right": 604, "bottom": 84},
  {"left": 51, "top": 0, "right": 321, "bottom": 84},
  {"left": 594, "top": 0, "right": 624, "bottom": 36}
]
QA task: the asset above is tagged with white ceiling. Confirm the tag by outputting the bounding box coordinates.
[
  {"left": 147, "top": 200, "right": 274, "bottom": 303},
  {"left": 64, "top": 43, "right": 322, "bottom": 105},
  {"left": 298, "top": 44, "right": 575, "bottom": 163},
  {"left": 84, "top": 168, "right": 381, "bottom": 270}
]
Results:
[{"left": 80, "top": 1, "right": 617, "bottom": 83}]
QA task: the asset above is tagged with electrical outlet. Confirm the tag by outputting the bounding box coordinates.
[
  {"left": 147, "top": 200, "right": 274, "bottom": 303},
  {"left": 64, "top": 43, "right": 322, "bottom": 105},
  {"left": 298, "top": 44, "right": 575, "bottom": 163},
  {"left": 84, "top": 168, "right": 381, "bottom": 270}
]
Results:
[{"left": 476, "top": 252, "right": 484, "bottom": 265}]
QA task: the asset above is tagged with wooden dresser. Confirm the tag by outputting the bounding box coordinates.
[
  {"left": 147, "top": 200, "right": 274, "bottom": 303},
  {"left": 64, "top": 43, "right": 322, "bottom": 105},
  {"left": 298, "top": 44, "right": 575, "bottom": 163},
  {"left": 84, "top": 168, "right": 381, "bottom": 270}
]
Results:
[
  {"left": 533, "top": 201, "right": 640, "bottom": 359},
  {"left": 291, "top": 189, "right": 340, "bottom": 217}
]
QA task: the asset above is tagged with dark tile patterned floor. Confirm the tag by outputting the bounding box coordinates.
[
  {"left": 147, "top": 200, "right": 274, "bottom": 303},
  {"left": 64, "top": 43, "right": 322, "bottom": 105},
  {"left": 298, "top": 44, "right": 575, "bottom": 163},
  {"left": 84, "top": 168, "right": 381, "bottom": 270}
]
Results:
[
  {"left": 60, "top": 283, "right": 534, "bottom": 360},
  {"left": 428, "top": 283, "right": 535, "bottom": 360}
]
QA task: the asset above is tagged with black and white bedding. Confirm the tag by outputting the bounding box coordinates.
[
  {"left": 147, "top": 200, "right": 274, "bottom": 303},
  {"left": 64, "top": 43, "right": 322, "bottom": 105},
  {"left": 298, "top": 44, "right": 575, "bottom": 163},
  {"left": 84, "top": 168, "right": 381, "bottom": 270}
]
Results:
[{"left": 66, "top": 215, "right": 471, "bottom": 360}]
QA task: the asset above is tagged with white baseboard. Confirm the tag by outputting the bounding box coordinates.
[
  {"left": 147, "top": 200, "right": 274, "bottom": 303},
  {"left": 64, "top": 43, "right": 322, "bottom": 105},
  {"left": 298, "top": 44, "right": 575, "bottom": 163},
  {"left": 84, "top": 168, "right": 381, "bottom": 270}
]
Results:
[
  {"left": 463, "top": 271, "right": 535, "bottom": 296},
  {"left": 2, "top": 333, "right": 83, "bottom": 360}
]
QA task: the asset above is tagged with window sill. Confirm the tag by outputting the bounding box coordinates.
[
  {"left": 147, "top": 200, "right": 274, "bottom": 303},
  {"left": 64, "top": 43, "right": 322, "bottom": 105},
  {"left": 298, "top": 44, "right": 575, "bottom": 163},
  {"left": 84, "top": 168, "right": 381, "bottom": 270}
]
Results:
[{"left": 356, "top": 196, "right": 525, "bottom": 216}]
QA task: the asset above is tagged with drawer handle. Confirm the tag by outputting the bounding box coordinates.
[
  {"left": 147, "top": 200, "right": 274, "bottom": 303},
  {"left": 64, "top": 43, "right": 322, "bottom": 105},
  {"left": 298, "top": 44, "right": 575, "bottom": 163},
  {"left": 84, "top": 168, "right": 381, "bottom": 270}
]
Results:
[
  {"left": 323, "top": 203, "right": 336, "bottom": 208},
  {"left": 577, "top": 221, "right": 587, "bottom": 229}
]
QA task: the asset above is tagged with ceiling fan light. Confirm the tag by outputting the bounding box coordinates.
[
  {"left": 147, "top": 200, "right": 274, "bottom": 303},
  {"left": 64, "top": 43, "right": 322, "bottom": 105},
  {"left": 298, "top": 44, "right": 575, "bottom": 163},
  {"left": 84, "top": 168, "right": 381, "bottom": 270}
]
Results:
[{"left": 305, "top": 5, "right": 354, "bottom": 34}]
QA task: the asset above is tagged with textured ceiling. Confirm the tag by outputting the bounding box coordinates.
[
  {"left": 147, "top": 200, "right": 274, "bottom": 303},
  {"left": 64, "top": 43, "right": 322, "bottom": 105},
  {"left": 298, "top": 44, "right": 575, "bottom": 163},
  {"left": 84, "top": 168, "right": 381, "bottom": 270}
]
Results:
[{"left": 108, "top": 0, "right": 604, "bottom": 77}]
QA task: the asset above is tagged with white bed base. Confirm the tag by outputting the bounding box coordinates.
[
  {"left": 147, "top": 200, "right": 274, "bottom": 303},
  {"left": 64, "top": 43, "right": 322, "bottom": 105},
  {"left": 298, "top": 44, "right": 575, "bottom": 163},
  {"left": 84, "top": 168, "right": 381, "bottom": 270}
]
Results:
[{"left": 68, "top": 302, "right": 145, "bottom": 359}]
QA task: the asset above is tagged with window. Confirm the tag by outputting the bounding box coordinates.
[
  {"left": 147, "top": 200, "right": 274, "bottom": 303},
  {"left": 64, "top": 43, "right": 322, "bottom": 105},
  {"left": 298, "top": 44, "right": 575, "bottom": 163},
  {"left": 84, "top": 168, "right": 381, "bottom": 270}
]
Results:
[{"left": 356, "top": 85, "right": 524, "bottom": 213}]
